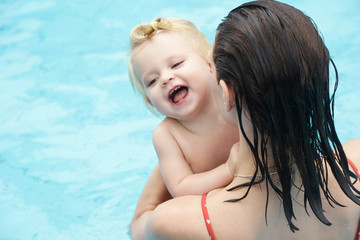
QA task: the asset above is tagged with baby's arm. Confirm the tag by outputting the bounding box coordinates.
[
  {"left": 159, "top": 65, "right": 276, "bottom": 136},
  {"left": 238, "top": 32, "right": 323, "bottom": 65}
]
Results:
[{"left": 153, "top": 125, "right": 238, "bottom": 198}]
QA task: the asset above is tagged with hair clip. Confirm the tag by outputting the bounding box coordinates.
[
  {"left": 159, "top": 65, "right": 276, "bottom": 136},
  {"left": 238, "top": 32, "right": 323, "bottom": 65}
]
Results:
[{"left": 150, "top": 21, "right": 158, "bottom": 31}]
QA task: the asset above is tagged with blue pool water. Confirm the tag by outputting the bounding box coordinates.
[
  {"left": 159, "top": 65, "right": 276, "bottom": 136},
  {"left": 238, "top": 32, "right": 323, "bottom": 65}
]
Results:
[{"left": 1, "top": 0, "right": 359, "bottom": 239}]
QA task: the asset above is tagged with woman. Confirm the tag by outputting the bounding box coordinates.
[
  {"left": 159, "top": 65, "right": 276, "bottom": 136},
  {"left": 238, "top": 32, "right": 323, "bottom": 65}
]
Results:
[{"left": 131, "top": 1, "right": 360, "bottom": 239}]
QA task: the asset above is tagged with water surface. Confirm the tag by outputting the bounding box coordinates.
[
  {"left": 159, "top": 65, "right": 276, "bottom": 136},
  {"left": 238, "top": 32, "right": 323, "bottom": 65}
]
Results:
[{"left": 0, "top": 0, "right": 359, "bottom": 239}]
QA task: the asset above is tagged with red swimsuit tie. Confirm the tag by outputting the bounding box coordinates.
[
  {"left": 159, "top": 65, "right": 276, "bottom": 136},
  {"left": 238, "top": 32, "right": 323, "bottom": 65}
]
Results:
[{"left": 201, "top": 193, "right": 216, "bottom": 240}]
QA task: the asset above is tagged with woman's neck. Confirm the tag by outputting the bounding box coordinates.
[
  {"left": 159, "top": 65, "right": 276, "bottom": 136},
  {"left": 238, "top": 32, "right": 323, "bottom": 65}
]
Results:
[{"left": 231, "top": 130, "right": 280, "bottom": 182}]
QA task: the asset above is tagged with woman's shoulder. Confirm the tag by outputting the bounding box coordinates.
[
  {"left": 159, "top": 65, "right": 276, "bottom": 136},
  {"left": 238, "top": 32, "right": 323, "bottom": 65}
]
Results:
[
  {"left": 329, "top": 138, "right": 360, "bottom": 209},
  {"left": 342, "top": 138, "right": 360, "bottom": 167},
  {"left": 145, "top": 195, "right": 209, "bottom": 240}
]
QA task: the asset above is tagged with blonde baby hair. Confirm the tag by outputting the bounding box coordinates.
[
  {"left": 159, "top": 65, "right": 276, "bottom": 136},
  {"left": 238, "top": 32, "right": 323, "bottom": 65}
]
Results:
[{"left": 128, "top": 17, "right": 212, "bottom": 115}]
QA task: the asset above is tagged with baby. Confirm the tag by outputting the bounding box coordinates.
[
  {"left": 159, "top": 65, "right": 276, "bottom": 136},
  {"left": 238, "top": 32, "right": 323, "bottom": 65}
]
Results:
[{"left": 128, "top": 17, "right": 239, "bottom": 197}]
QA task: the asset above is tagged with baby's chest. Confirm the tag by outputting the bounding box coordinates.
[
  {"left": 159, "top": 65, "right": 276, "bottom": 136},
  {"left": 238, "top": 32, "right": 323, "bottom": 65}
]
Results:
[{"left": 179, "top": 136, "right": 228, "bottom": 172}]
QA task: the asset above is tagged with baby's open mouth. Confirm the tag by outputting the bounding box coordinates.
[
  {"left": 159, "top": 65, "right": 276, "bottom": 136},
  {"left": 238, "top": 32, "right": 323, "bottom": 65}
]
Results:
[{"left": 169, "top": 86, "right": 188, "bottom": 104}]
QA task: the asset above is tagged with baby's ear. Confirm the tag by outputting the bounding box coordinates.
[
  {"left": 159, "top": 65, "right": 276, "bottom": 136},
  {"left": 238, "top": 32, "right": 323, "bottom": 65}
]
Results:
[
  {"left": 206, "top": 59, "right": 214, "bottom": 74},
  {"left": 146, "top": 97, "right": 152, "bottom": 105},
  {"left": 219, "top": 80, "right": 235, "bottom": 112}
]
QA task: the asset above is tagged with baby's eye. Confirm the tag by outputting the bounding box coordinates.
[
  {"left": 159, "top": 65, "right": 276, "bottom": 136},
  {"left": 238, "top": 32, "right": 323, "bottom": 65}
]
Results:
[
  {"left": 171, "top": 60, "right": 184, "bottom": 69},
  {"left": 147, "top": 78, "right": 157, "bottom": 87}
]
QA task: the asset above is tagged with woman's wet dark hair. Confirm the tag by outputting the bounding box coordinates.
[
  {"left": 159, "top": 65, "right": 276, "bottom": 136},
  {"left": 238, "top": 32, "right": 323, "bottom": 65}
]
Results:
[{"left": 213, "top": 0, "right": 360, "bottom": 232}]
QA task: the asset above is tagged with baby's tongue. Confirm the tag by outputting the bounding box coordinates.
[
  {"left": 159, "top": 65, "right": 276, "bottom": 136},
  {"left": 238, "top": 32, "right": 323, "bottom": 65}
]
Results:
[{"left": 173, "top": 87, "right": 188, "bottom": 103}]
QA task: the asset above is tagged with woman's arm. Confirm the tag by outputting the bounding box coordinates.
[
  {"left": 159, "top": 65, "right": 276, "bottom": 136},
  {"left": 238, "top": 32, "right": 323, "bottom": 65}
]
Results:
[
  {"left": 145, "top": 194, "right": 207, "bottom": 240},
  {"left": 131, "top": 164, "right": 172, "bottom": 240}
]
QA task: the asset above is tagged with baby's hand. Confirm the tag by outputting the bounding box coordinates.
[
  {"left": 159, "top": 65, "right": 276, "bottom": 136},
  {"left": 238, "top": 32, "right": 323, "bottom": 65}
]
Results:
[{"left": 226, "top": 142, "right": 240, "bottom": 175}]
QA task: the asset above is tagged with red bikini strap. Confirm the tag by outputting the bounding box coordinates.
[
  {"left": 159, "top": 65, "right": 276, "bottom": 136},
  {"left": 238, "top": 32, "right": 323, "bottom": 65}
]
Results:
[
  {"left": 201, "top": 193, "right": 216, "bottom": 240},
  {"left": 348, "top": 158, "right": 360, "bottom": 180}
]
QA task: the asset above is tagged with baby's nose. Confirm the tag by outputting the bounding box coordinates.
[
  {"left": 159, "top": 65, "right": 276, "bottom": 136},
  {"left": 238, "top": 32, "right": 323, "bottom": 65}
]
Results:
[{"left": 161, "top": 74, "right": 174, "bottom": 86}]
